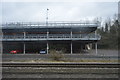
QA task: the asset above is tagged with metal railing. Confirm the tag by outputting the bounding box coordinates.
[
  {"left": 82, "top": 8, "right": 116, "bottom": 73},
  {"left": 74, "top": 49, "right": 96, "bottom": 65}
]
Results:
[
  {"left": 2, "top": 21, "right": 100, "bottom": 28},
  {"left": 1, "top": 34, "right": 101, "bottom": 40}
]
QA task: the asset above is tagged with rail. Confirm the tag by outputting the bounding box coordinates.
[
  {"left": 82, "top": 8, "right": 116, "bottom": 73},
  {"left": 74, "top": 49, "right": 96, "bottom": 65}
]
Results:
[{"left": 2, "top": 62, "right": 119, "bottom": 68}]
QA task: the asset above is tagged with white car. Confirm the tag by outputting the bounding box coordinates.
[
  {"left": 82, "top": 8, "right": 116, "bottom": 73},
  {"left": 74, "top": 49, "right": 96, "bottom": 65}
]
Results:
[{"left": 40, "top": 50, "right": 46, "bottom": 54}]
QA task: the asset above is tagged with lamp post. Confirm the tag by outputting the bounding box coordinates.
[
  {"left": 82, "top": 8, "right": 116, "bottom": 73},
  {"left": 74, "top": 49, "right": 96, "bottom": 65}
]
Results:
[
  {"left": 46, "top": 8, "right": 49, "bottom": 54},
  {"left": 46, "top": 8, "right": 49, "bottom": 25}
]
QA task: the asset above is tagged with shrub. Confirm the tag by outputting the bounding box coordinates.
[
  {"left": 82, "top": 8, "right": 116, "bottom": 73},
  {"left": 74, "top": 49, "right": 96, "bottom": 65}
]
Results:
[{"left": 49, "top": 49, "right": 64, "bottom": 61}]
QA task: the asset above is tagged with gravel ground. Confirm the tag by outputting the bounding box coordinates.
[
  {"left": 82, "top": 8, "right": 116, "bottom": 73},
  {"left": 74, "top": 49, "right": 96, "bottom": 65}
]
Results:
[
  {"left": 2, "top": 67, "right": 119, "bottom": 78},
  {"left": 89, "top": 49, "right": 118, "bottom": 56},
  {"left": 2, "top": 49, "right": 119, "bottom": 79},
  {"left": 3, "top": 73, "right": 119, "bottom": 78}
]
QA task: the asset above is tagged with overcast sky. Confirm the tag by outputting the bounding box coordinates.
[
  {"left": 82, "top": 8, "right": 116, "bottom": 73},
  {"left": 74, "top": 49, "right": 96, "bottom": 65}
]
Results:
[{"left": 1, "top": 1, "right": 118, "bottom": 23}]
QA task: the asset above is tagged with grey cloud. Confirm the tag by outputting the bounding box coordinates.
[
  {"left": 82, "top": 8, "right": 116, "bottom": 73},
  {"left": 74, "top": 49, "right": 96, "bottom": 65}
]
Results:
[{"left": 1, "top": 2, "right": 118, "bottom": 22}]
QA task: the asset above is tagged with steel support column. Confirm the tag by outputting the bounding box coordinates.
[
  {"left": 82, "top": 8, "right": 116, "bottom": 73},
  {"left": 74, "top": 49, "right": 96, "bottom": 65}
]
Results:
[
  {"left": 23, "top": 32, "right": 26, "bottom": 39},
  {"left": 95, "top": 31, "right": 97, "bottom": 38},
  {"left": 71, "top": 29, "right": 72, "bottom": 38},
  {"left": 47, "top": 31, "right": 49, "bottom": 38},
  {"left": 47, "top": 42, "right": 49, "bottom": 54},
  {"left": 70, "top": 28, "right": 73, "bottom": 54},
  {"left": 23, "top": 43, "right": 26, "bottom": 54},
  {"left": 71, "top": 41, "right": 73, "bottom": 54},
  {"left": 95, "top": 42, "right": 98, "bottom": 55}
]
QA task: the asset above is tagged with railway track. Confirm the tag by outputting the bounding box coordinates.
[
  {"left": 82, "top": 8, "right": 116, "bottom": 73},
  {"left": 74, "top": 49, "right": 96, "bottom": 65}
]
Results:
[
  {"left": 2, "top": 62, "right": 119, "bottom": 78},
  {"left": 2, "top": 62, "right": 119, "bottom": 68}
]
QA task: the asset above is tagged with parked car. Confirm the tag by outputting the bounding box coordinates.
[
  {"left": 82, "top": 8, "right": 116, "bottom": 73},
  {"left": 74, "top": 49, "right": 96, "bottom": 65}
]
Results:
[
  {"left": 10, "top": 50, "right": 21, "bottom": 54},
  {"left": 39, "top": 50, "right": 46, "bottom": 54}
]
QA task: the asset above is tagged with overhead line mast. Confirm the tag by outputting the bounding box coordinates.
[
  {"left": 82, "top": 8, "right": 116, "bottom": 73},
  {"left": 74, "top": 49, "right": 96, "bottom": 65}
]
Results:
[
  {"left": 46, "top": 8, "right": 49, "bottom": 54},
  {"left": 46, "top": 8, "right": 49, "bottom": 25}
]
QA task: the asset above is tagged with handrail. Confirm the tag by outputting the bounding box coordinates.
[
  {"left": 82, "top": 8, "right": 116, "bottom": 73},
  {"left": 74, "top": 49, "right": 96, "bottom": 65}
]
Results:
[
  {"left": 1, "top": 34, "right": 101, "bottom": 39},
  {"left": 2, "top": 21, "right": 100, "bottom": 28}
]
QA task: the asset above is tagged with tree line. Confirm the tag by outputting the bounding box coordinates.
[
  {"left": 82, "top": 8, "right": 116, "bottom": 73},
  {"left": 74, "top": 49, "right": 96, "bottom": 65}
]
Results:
[{"left": 97, "top": 17, "right": 119, "bottom": 49}]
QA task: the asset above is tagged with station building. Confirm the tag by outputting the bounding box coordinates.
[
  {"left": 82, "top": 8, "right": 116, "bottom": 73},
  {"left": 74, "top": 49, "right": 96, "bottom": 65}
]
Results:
[{"left": 1, "top": 21, "right": 101, "bottom": 54}]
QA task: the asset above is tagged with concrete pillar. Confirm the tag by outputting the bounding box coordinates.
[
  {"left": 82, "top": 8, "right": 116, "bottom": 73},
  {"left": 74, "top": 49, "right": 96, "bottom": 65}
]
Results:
[
  {"left": 70, "top": 29, "right": 73, "bottom": 54},
  {"left": 95, "top": 42, "right": 98, "bottom": 55},
  {"left": 95, "top": 31, "right": 97, "bottom": 38},
  {"left": 95, "top": 30, "right": 98, "bottom": 55},
  {"left": 71, "top": 41, "right": 73, "bottom": 54},
  {"left": 23, "top": 43, "right": 25, "bottom": 54},
  {"left": 23, "top": 32, "right": 26, "bottom": 39},
  {"left": 90, "top": 43, "right": 92, "bottom": 50},
  {"left": 47, "top": 31, "right": 49, "bottom": 39},
  {"left": 80, "top": 31, "right": 81, "bottom": 38},
  {"left": 85, "top": 44, "right": 87, "bottom": 50},
  {"left": 47, "top": 42, "right": 49, "bottom": 54},
  {"left": 71, "top": 29, "right": 72, "bottom": 38}
]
